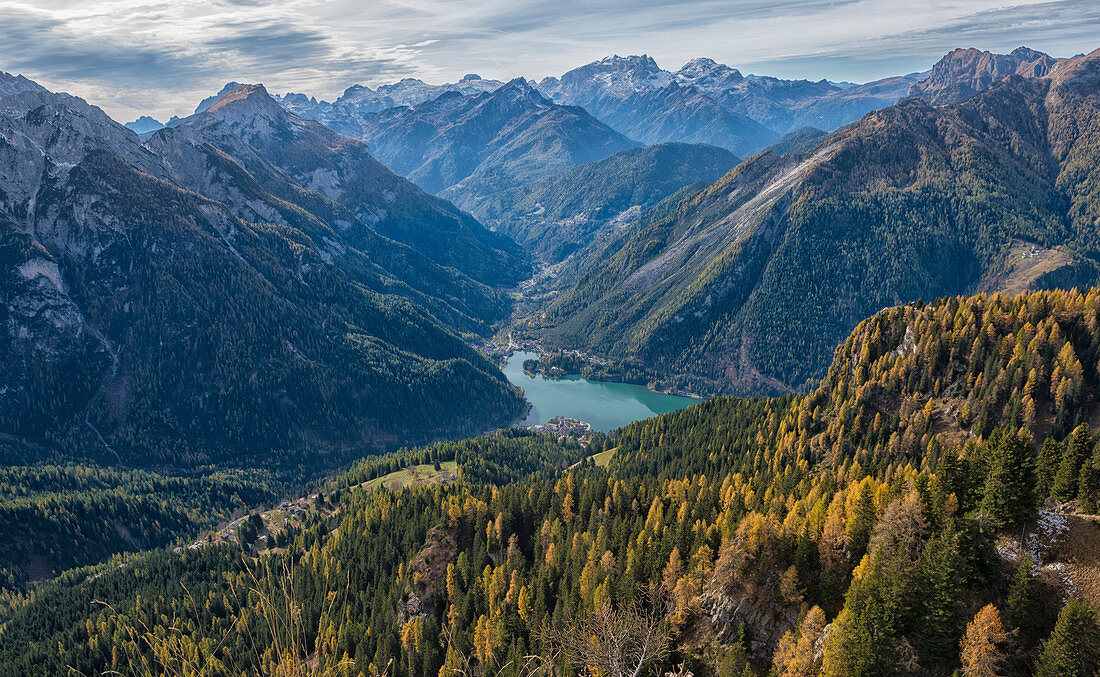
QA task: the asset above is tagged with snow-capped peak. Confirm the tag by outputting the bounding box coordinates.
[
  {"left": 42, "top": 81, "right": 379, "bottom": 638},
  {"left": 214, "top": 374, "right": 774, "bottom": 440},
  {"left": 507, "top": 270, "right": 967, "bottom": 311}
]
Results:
[
  {"left": 674, "top": 58, "right": 743, "bottom": 91},
  {"left": 549, "top": 54, "right": 673, "bottom": 100}
]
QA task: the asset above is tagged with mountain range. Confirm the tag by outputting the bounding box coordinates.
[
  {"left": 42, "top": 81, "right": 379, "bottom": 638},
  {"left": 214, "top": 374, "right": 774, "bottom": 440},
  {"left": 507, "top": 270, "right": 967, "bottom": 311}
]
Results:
[
  {"left": 7, "top": 37, "right": 1100, "bottom": 677},
  {"left": 273, "top": 54, "right": 925, "bottom": 192},
  {"left": 0, "top": 75, "right": 527, "bottom": 469},
  {"left": 539, "top": 54, "right": 925, "bottom": 148},
  {"left": 8, "top": 44, "right": 1090, "bottom": 467},
  {"left": 532, "top": 46, "right": 1100, "bottom": 396},
  {"left": 253, "top": 54, "right": 928, "bottom": 252},
  {"left": 345, "top": 79, "right": 641, "bottom": 212},
  {"left": 276, "top": 73, "right": 504, "bottom": 121}
]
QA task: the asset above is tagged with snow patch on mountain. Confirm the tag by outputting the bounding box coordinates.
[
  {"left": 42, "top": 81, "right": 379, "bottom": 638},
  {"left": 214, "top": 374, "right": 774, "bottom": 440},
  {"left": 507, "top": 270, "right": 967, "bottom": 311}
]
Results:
[{"left": 674, "top": 57, "right": 744, "bottom": 91}]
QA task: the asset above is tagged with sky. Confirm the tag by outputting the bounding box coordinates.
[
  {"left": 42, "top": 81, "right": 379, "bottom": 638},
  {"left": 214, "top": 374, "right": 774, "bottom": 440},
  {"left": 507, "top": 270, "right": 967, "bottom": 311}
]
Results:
[{"left": 1, "top": 0, "right": 1098, "bottom": 122}]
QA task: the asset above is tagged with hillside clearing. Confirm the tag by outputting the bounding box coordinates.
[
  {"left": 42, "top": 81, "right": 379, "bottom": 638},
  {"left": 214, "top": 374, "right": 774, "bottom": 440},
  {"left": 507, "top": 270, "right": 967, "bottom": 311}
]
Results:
[{"left": 360, "top": 461, "right": 459, "bottom": 492}]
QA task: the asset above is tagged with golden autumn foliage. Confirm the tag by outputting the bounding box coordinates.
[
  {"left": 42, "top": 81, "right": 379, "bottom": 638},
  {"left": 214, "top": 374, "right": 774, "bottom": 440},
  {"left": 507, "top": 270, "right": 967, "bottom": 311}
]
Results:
[{"left": 960, "top": 605, "right": 1008, "bottom": 677}]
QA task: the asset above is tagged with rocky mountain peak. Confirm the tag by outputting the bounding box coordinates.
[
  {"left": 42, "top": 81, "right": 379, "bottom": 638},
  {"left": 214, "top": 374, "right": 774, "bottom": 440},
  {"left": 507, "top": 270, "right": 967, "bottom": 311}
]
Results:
[
  {"left": 480, "top": 77, "right": 549, "bottom": 111},
  {"left": 0, "top": 71, "right": 46, "bottom": 99},
  {"left": 909, "top": 46, "right": 1057, "bottom": 104},
  {"left": 278, "top": 92, "right": 317, "bottom": 106},
  {"left": 600, "top": 53, "right": 659, "bottom": 67},
  {"left": 674, "top": 57, "right": 744, "bottom": 90},
  {"left": 498, "top": 77, "right": 537, "bottom": 92},
  {"left": 544, "top": 54, "right": 673, "bottom": 102},
  {"left": 194, "top": 81, "right": 243, "bottom": 114},
  {"left": 206, "top": 84, "right": 274, "bottom": 112},
  {"left": 0, "top": 87, "right": 155, "bottom": 174},
  {"left": 196, "top": 83, "right": 306, "bottom": 145},
  {"left": 339, "top": 83, "right": 373, "bottom": 98},
  {"left": 123, "top": 115, "right": 164, "bottom": 134},
  {"left": 595, "top": 54, "right": 669, "bottom": 84}
]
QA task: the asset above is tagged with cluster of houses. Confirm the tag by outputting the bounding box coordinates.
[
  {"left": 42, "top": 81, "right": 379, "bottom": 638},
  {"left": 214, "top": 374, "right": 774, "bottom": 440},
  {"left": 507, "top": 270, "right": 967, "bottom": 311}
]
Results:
[
  {"left": 528, "top": 415, "right": 594, "bottom": 445},
  {"left": 175, "top": 493, "right": 321, "bottom": 553}
]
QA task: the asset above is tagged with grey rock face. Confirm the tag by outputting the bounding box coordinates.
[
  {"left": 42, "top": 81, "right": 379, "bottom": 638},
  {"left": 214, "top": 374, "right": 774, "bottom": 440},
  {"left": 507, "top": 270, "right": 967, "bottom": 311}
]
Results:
[
  {"left": 908, "top": 46, "right": 1058, "bottom": 104},
  {"left": 123, "top": 116, "right": 164, "bottom": 134},
  {"left": 536, "top": 54, "right": 915, "bottom": 150},
  {"left": 0, "top": 75, "right": 526, "bottom": 462}
]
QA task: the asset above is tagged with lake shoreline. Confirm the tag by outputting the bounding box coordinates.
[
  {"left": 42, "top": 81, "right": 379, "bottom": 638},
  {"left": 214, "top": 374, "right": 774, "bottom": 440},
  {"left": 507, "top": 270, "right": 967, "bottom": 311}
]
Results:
[
  {"left": 495, "top": 341, "right": 707, "bottom": 400},
  {"left": 501, "top": 350, "right": 701, "bottom": 433}
]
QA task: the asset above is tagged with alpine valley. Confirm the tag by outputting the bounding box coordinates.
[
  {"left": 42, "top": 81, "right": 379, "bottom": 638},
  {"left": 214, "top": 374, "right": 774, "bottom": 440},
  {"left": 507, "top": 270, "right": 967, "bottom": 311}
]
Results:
[{"left": 4, "top": 36, "right": 1100, "bottom": 677}]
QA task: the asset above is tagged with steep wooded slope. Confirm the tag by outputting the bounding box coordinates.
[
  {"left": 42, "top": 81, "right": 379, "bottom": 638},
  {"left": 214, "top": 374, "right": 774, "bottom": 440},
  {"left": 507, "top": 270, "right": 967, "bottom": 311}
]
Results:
[
  {"left": 10, "top": 289, "right": 1100, "bottom": 677},
  {"left": 475, "top": 143, "right": 738, "bottom": 262},
  {"left": 536, "top": 48, "right": 1100, "bottom": 396},
  {"left": 0, "top": 78, "right": 526, "bottom": 468}
]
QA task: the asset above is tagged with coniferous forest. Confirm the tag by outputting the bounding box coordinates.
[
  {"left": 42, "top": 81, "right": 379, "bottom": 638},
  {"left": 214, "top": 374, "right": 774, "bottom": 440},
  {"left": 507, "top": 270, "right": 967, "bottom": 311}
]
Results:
[
  {"left": 5, "top": 24, "right": 1100, "bottom": 677},
  {"left": 6, "top": 289, "right": 1100, "bottom": 676}
]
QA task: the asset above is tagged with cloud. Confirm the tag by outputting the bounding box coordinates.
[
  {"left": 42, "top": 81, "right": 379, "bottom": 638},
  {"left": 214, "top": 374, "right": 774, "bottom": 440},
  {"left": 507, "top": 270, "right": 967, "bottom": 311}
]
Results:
[{"left": 0, "top": 0, "right": 1096, "bottom": 121}]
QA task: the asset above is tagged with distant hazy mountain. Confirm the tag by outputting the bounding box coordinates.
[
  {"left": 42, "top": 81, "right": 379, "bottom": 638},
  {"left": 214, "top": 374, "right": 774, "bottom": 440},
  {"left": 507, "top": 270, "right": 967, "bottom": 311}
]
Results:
[
  {"left": 580, "top": 80, "right": 778, "bottom": 156},
  {"left": 372, "top": 73, "right": 506, "bottom": 107},
  {"left": 536, "top": 55, "right": 920, "bottom": 150},
  {"left": 908, "top": 46, "right": 1058, "bottom": 104},
  {"left": 123, "top": 115, "right": 164, "bottom": 134},
  {"left": 262, "top": 55, "right": 919, "bottom": 199},
  {"left": 685, "top": 66, "right": 841, "bottom": 132},
  {"left": 0, "top": 76, "right": 526, "bottom": 468},
  {"left": 476, "top": 142, "right": 739, "bottom": 261},
  {"left": 537, "top": 54, "right": 673, "bottom": 105},
  {"left": 537, "top": 55, "right": 779, "bottom": 153},
  {"left": 536, "top": 47, "right": 1100, "bottom": 396},
  {"left": 787, "top": 74, "right": 925, "bottom": 130},
  {"left": 275, "top": 74, "right": 506, "bottom": 131},
  {"left": 330, "top": 79, "right": 638, "bottom": 210},
  {"left": 673, "top": 57, "right": 745, "bottom": 91}
]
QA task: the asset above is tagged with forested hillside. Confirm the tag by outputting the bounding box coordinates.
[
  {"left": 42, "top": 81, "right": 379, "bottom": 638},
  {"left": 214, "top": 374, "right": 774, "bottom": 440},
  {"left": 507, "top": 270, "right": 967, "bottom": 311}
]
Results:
[
  {"left": 8, "top": 288, "right": 1100, "bottom": 676},
  {"left": 0, "top": 77, "right": 528, "bottom": 471},
  {"left": 533, "top": 47, "right": 1100, "bottom": 397},
  {"left": 0, "top": 441, "right": 276, "bottom": 591},
  {"left": 475, "top": 143, "right": 738, "bottom": 262}
]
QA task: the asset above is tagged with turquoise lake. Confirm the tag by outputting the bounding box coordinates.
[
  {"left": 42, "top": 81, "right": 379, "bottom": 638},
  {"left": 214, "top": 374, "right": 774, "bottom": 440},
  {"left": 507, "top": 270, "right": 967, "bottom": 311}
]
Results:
[{"left": 502, "top": 351, "right": 701, "bottom": 432}]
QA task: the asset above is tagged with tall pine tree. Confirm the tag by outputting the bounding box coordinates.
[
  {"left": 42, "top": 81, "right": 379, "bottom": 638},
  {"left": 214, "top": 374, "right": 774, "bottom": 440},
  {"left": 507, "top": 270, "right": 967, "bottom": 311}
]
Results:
[
  {"left": 918, "top": 529, "right": 965, "bottom": 663},
  {"left": 1035, "top": 598, "right": 1100, "bottom": 677},
  {"left": 1005, "top": 555, "right": 1037, "bottom": 634},
  {"left": 1052, "top": 424, "right": 1091, "bottom": 502},
  {"left": 980, "top": 429, "right": 1036, "bottom": 529},
  {"left": 1036, "top": 438, "right": 1064, "bottom": 497},
  {"left": 1076, "top": 444, "right": 1100, "bottom": 514}
]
